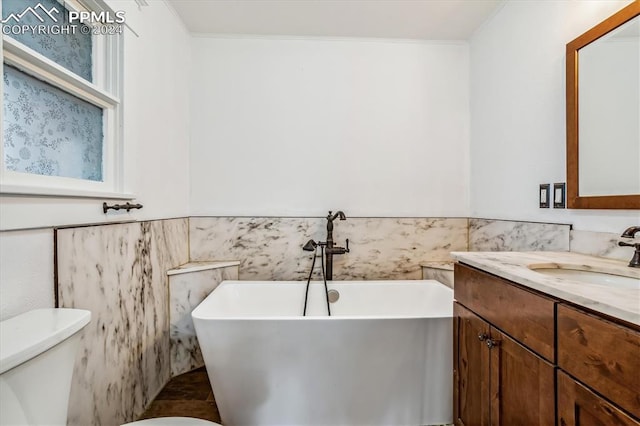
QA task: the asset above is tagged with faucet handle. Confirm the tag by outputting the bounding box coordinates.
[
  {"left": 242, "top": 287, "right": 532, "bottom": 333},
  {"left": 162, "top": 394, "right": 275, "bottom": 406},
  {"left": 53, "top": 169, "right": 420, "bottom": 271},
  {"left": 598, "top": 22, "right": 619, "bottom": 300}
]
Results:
[
  {"left": 619, "top": 241, "right": 640, "bottom": 248},
  {"left": 619, "top": 241, "right": 640, "bottom": 268},
  {"left": 328, "top": 240, "right": 350, "bottom": 255}
]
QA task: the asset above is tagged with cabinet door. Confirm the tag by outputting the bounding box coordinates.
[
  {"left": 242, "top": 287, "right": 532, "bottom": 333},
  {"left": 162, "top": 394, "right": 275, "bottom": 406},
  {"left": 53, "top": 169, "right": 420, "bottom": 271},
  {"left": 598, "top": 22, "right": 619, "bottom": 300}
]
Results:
[
  {"left": 489, "top": 328, "right": 555, "bottom": 426},
  {"left": 454, "top": 302, "right": 491, "bottom": 426},
  {"left": 557, "top": 370, "right": 640, "bottom": 426}
]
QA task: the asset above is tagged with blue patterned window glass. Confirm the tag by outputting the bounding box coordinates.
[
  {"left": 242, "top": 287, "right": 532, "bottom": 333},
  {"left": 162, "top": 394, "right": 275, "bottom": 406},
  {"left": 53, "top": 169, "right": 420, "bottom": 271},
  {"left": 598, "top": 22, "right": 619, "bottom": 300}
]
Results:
[
  {"left": 3, "top": 65, "right": 104, "bottom": 181},
  {"left": 2, "top": 0, "right": 93, "bottom": 81}
]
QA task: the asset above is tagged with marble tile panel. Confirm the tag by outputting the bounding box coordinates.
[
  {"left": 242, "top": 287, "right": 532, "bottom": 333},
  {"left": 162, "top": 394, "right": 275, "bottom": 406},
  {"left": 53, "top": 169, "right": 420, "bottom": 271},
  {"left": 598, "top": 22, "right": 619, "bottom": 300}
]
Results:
[
  {"left": 190, "top": 217, "right": 324, "bottom": 280},
  {"left": 144, "top": 219, "right": 189, "bottom": 404},
  {"left": 56, "top": 218, "right": 188, "bottom": 426},
  {"left": 469, "top": 219, "right": 570, "bottom": 252},
  {"left": 570, "top": 230, "right": 636, "bottom": 262},
  {"left": 170, "top": 265, "right": 239, "bottom": 376},
  {"left": 334, "top": 218, "right": 467, "bottom": 280},
  {"left": 189, "top": 217, "right": 468, "bottom": 281}
]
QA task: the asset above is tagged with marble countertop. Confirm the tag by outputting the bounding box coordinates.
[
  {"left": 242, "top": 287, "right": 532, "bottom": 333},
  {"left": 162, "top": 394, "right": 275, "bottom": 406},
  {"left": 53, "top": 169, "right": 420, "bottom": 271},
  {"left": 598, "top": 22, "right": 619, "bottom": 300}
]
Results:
[
  {"left": 450, "top": 251, "right": 640, "bottom": 326},
  {"left": 167, "top": 260, "right": 240, "bottom": 276}
]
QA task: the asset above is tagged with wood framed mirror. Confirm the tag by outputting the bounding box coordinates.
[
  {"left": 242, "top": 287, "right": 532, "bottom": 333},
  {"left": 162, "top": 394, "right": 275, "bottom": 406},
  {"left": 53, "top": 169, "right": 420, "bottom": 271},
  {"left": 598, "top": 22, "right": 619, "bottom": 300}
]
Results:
[{"left": 566, "top": 1, "right": 640, "bottom": 209}]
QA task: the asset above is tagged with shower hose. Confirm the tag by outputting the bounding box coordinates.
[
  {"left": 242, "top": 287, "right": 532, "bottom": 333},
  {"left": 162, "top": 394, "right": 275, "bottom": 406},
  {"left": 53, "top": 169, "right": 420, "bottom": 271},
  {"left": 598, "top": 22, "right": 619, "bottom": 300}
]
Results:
[{"left": 303, "top": 245, "right": 331, "bottom": 317}]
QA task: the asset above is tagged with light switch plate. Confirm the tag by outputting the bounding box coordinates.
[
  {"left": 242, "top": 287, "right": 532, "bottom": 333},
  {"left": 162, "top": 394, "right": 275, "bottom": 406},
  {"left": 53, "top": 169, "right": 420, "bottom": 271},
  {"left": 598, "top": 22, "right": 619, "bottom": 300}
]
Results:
[
  {"left": 540, "top": 184, "right": 550, "bottom": 208},
  {"left": 554, "top": 183, "right": 566, "bottom": 208}
]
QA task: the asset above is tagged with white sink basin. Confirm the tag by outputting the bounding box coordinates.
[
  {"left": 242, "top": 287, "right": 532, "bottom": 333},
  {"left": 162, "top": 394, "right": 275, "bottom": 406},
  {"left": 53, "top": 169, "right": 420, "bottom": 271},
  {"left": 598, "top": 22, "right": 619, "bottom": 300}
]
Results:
[{"left": 530, "top": 266, "right": 639, "bottom": 290}]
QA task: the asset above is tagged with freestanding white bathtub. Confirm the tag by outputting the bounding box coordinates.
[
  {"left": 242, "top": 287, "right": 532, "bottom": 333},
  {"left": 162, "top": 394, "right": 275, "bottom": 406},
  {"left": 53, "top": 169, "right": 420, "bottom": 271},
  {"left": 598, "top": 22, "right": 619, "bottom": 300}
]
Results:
[{"left": 192, "top": 280, "right": 453, "bottom": 426}]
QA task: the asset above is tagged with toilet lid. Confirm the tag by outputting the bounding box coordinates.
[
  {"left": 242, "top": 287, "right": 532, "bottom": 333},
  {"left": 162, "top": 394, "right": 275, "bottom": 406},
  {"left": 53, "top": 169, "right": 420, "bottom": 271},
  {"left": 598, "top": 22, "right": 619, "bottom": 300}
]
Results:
[{"left": 122, "top": 417, "right": 221, "bottom": 426}]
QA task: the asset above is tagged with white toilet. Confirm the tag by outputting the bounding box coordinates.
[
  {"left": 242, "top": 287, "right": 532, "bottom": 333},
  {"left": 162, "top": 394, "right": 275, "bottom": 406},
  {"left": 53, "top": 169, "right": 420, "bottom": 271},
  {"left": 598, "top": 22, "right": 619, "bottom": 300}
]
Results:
[{"left": 0, "top": 308, "right": 221, "bottom": 426}]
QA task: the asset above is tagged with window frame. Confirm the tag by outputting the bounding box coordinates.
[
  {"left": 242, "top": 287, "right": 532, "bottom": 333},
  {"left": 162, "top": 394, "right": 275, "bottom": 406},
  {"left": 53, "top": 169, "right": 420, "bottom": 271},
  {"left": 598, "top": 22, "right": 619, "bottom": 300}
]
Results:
[{"left": 0, "top": 0, "right": 131, "bottom": 199}]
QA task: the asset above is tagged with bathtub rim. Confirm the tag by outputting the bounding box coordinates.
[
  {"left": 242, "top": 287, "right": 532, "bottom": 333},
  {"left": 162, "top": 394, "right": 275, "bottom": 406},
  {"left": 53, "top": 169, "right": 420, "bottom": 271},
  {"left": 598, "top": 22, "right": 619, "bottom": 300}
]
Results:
[{"left": 192, "top": 279, "right": 453, "bottom": 321}]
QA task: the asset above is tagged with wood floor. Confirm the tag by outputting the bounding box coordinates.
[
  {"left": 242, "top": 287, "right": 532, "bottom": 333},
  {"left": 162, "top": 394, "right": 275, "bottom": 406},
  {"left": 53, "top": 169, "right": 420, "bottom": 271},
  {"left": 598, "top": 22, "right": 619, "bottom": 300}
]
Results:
[{"left": 138, "top": 367, "right": 222, "bottom": 423}]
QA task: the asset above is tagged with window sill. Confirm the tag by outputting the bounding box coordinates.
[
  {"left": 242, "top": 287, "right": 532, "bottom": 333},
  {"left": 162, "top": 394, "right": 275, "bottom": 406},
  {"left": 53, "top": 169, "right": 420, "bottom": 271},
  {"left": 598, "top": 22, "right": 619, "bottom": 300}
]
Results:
[{"left": 0, "top": 184, "right": 135, "bottom": 200}]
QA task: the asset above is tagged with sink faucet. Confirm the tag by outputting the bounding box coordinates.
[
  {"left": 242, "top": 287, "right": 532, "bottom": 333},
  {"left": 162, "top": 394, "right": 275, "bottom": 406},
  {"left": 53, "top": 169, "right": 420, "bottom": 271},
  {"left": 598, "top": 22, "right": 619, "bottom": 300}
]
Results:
[{"left": 618, "top": 226, "right": 640, "bottom": 268}]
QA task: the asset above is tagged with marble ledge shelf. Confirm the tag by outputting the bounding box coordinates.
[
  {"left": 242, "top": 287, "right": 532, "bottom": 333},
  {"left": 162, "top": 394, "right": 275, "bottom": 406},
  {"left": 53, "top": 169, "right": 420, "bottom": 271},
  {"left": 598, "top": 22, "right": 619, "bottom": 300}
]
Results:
[
  {"left": 420, "top": 261, "right": 454, "bottom": 271},
  {"left": 421, "top": 261, "right": 455, "bottom": 288},
  {"left": 167, "top": 261, "right": 241, "bottom": 276}
]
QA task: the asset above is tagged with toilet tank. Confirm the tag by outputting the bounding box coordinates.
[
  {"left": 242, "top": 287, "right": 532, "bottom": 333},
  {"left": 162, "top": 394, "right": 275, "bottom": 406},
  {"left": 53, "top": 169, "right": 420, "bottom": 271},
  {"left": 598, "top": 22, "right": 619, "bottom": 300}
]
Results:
[{"left": 0, "top": 308, "right": 91, "bottom": 425}]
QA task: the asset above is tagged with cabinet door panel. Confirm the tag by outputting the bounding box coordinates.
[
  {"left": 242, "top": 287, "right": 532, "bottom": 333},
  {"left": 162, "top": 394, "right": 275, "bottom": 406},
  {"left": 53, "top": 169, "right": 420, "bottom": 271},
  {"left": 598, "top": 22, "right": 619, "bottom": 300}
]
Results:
[
  {"left": 454, "top": 303, "right": 491, "bottom": 426},
  {"left": 557, "top": 370, "right": 639, "bottom": 426},
  {"left": 490, "top": 328, "right": 555, "bottom": 426}
]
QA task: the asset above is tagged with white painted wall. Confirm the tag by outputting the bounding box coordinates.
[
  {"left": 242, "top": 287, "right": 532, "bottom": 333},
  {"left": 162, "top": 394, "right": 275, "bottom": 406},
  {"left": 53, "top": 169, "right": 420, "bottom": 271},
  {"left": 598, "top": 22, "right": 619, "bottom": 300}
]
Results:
[
  {"left": 0, "top": 0, "right": 191, "bottom": 319},
  {"left": 189, "top": 37, "right": 470, "bottom": 217},
  {"left": 118, "top": 0, "right": 191, "bottom": 222},
  {"left": 0, "top": 229, "right": 54, "bottom": 321},
  {"left": 469, "top": 0, "right": 639, "bottom": 233}
]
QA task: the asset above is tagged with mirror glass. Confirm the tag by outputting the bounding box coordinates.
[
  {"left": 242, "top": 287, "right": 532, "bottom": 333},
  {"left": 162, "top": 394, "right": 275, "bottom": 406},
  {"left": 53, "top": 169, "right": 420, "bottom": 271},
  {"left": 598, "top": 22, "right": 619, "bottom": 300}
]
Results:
[{"left": 578, "top": 15, "right": 640, "bottom": 197}]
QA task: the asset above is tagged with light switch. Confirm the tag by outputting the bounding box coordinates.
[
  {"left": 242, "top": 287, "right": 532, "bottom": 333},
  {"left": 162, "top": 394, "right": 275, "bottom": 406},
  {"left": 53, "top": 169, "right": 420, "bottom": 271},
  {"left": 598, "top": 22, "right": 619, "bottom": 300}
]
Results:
[
  {"left": 554, "top": 183, "right": 566, "bottom": 208},
  {"left": 540, "top": 184, "right": 550, "bottom": 208}
]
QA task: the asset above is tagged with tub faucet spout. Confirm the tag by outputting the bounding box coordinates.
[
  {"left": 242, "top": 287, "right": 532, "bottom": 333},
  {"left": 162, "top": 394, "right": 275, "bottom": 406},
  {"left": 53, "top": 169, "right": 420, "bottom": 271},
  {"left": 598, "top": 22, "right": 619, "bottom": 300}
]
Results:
[{"left": 325, "top": 211, "right": 348, "bottom": 280}]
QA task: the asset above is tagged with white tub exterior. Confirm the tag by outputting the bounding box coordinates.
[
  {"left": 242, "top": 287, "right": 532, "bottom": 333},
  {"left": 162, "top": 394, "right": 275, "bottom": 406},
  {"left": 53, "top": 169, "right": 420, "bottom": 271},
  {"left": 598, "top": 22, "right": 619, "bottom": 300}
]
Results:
[{"left": 192, "top": 280, "right": 453, "bottom": 426}]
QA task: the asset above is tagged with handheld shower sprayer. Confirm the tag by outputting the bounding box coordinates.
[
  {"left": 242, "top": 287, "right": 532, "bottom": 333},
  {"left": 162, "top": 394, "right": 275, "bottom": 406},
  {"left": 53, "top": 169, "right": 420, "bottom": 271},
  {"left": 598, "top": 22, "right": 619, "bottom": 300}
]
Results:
[{"left": 303, "top": 239, "right": 318, "bottom": 252}]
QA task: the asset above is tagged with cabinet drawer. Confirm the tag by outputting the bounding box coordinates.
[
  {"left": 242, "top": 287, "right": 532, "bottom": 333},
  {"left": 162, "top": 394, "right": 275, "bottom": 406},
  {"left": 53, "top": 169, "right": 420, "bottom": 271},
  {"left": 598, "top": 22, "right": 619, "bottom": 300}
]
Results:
[
  {"left": 558, "top": 304, "right": 640, "bottom": 419},
  {"left": 454, "top": 263, "right": 556, "bottom": 361}
]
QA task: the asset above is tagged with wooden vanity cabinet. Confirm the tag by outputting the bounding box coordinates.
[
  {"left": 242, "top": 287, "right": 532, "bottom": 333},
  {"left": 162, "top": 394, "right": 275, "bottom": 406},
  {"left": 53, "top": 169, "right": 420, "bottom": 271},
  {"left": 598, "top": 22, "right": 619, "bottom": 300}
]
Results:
[{"left": 454, "top": 263, "right": 640, "bottom": 426}]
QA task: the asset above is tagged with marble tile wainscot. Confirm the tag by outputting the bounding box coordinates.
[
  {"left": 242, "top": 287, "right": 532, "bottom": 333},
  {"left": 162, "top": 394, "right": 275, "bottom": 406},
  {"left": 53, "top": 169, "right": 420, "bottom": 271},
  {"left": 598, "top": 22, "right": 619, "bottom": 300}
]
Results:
[
  {"left": 570, "top": 229, "right": 637, "bottom": 262},
  {"left": 56, "top": 218, "right": 189, "bottom": 426},
  {"left": 189, "top": 217, "right": 469, "bottom": 281},
  {"left": 469, "top": 218, "right": 570, "bottom": 252},
  {"left": 169, "top": 261, "right": 240, "bottom": 377}
]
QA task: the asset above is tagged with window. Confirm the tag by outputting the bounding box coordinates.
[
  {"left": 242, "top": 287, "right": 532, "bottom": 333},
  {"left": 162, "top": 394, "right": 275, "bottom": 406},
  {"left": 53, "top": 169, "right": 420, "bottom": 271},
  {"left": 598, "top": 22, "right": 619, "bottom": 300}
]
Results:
[{"left": 1, "top": 0, "right": 126, "bottom": 198}]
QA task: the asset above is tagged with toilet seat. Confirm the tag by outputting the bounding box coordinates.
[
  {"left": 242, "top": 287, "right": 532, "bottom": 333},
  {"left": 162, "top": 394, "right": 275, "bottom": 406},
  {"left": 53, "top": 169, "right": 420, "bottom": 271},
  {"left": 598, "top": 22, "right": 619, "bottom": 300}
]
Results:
[{"left": 122, "top": 417, "right": 221, "bottom": 426}]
